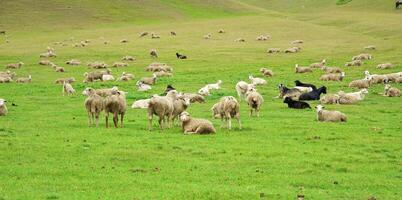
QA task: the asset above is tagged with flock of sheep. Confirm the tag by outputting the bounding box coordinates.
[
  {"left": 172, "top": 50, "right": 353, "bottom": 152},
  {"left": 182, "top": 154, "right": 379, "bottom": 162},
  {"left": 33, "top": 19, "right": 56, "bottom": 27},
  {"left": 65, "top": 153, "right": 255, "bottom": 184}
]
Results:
[{"left": 0, "top": 30, "right": 401, "bottom": 134}]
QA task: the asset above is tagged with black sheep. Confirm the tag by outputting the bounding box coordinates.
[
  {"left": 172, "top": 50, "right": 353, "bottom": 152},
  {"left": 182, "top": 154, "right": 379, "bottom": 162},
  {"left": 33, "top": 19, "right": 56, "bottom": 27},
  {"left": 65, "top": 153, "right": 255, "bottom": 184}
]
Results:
[
  {"left": 299, "top": 86, "right": 327, "bottom": 101},
  {"left": 176, "top": 53, "right": 187, "bottom": 59},
  {"left": 283, "top": 97, "right": 311, "bottom": 109},
  {"left": 294, "top": 80, "right": 317, "bottom": 90}
]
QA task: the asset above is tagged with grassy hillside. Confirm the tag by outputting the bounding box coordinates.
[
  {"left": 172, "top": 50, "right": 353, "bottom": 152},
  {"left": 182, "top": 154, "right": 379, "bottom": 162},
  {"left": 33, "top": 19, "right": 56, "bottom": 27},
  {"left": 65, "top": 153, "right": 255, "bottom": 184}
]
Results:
[{"left": 0, "top": 0, "right": 401, "bottom": 199}]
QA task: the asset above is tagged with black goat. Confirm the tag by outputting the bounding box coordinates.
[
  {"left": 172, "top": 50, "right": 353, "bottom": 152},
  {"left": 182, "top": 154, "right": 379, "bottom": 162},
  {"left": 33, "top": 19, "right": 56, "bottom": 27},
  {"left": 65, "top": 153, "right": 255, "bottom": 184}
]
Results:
[
  {"left": 299, "top": 86, "right": 327, "bottom": 100},
  {"left": 176, "top": 53, "right": 187, "bottom": 59},
  {"left": 294, "top": 80, "right": 317, "bottom": 90},
  {"left": 278, "top": 84, "right": 301, "bottom": 98},
  {"left": 283, "top": 97, "right": 311, "bottom": 109}
]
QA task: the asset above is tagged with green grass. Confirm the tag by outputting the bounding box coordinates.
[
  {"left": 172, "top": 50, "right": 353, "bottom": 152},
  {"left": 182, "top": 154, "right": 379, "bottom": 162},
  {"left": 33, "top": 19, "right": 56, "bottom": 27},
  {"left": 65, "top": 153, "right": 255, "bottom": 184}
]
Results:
[
  {"left": 0, "top": 0, "right": 401, "bottom": 199},
  {"left": 336, "top": 0, "right": 353, "bottom": 5}
]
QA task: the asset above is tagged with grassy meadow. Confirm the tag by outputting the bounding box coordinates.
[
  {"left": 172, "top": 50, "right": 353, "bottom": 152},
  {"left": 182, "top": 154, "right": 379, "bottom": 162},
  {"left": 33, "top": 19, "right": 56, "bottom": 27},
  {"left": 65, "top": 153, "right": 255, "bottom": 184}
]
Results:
[{"left": 0, "top": 0, "right": 401, "bottom": 199}]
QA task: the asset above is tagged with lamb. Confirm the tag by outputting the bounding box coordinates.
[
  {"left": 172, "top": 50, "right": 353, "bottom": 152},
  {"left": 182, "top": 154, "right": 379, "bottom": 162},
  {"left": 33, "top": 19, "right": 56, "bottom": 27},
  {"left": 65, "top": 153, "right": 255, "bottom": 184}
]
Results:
[
  {"left": 234, "top": 38, "right": 245, "bottom": 42},
  {"left": 83, "top": 87, "right": 104, "bottom": 127},
  {"left": 83, "top": 69, "right": 111, "bottom": 83},
  {"left": 139, "top": 31, "right": 149, "bottom": 37},
  {"left": 345, "top": 60, "right": 362, "bottom": 67},
  {"left": 139, "top": 74, "right": 157, "bottom": 85},
  {"left": 284, "top": 47, "right": 301, "bottom": 53},
  {"left": 62, "top": 81, "right": 75, "bottom": 96},
  {"left": 349, "top": 76, "right": 372, "bottom": 89},
  {"left": 320, "top": 94, "right": 340, "bottom": 104},
  {"left": 319, "top": 72, "right": 345, "bottom": 81},
  {"left": 299, "top": 86, "right": 327, "bottom": 101},
  {"left": 179, "top": 112, "right": 216, "bottom": 134},
  {"left": 151, "top": 33, "right": 160, "bottom": 39},
  {"left": 198, "top": 86, "right": 210, "bottom": 96},
  {"left": 352, "top": 53, "right": 372, "bottom": 61},
  {"left": 267, "top": 48, "right": 281, "bottom": 53},
  {"left": 377, "top": 63, "right": 393, "bottom": 69},
  {"left": 206, "top": 80, "right": 222, "bottom": 90},
  {"left": 315, "top": 105, "right": 347, "bottom": 122},
  {"left": 176, "top": 53, "right": 187, "bottom": 59},
  {"left": 154, "top": 71, "right": 173, "bottom": 77},
  {"left": 245, "top": 88, "right": 264, "bottom": 117},
  {"left": 213, "top": 96, "right": 241, "bottom": 130},
  {"left": 39, "top": 60, "right": 54, "bottom": 66},
  {"left": 104, "top": 90, "right": 127, "bottom": 128},
  {"left": 102, "top": 74, "right": 115, "bottom": 81},
  {"left": 321, "top": 66, "right": 342, "bottom": 74},
  {"left": 112, "top": 62, "right": 128, "bottom": 67},
  {"left": 5, "top": 62, "right": 24, "bottom": 69},
  {"left": 182, "top": 93, "right": 205, "bottom": 103},
  {"left": 0, "top": 99, "right": 7, "bottom": 116},
  {"left": 249, "top": 75, "right": 267, "bottom": 85},
  {"left": 66, "top": 59, "right": 81, "bottom": 65},
  {"left": 384, "top": 84, "right": 400, "bottom": 97},
  {"left": 120, "top": 39, "right": 129, "bottom": 43},
  {"left": 170, "top": 31, "right": 177, "bottom": 36},
  {"left": 0, "top": 77, "right": 12, "bottom": 83},
  {"left": 131, "top": 99, "right": 150, "bottom": 109},
  {"left": 16, "top": 75, "right": 32, "bottom": 83},
  {"left": 53, "top": 66, "right": 65, "bottom": 72},
  {"left": 294, "top": 80, "right": 317, "bottom": 90},
  {"left": 147, "top": 90, "right": 179, "bottom": 130},
  {"left": 291, "top": 40, "right": 304, "bottom": 44},
  {"left": 295, "top": 64, "right": 312, "bottom": 73},
  {"left": 172, "top": 97, "right": 191, "bottom": 125},
  {"left": 260, "top": 68, "right": 273, "bottom": 77},
  {"left": 283, "top": 97, "right": 311, "bottom": 109},
  {"left": 364, "top": 71, "right": 388, "bottom": 84},
  {"left": 364, "top": 45, "right": 376, "bottom": 50},
  {"left": 150, "top": 49, "right": 158, "bottom": 58},
  {"left": 55, "top": 77, "right": 75, "bottom": 84},
  {"left": 87, "top": 62, "right": 108, "bottom": 69},
  {"left": 203, "top": 34, "right": 211, "bottom": 39},
  {"left": 122, "top": 56, "right": 135, "bottom": 61},
  {"left": 136, "top": 81, "right": 152, "bottom": 91},
  {"left": 235, "top": 81, "right": 256, "bottom": 101},
  {"left": 310, "top": 60, "right": 326, "bottom": 68}
]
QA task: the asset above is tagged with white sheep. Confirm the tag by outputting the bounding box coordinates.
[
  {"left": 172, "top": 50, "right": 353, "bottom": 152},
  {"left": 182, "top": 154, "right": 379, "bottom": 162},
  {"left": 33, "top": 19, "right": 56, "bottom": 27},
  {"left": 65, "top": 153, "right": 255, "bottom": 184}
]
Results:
[
  {"left": 0, "top": 98, "right": 7, "bottom": 116},
  {"left": 245, "top": 88, "right": 264, "bottom": 117},
  {"left": 147, "top": 90, "right": 179, "bottom": 130},
  {"left": 249, "top": 75, "right": 267, "bottom": 85},
  {"left": 179, "top": 111, "right": 216, "bottom": 134},
  {"left": 364, "top": 71, "right": 388, "bottom": 84},
  {"left": 131, "top": 99, "right": 151, "bottom": 109},
  {"left": 235, "top": 81, "right": 256, "bottom": 102},
  {"left": 102, "top": 74, "right": 115, "bottom": 81},
  {"left": 315, "top": 105, "right": 347, "bottom": 122},
  {"left": 349, "top": 76, "right": 372, "bottom": 89},
  {"left": 377, "top": 63, "right": 393, "bottom": 69},
  {"left": 137, "top": 81, "right": 152, "bottom": 92},
  {"left": 310, "top": 59, "right": 326, "bottom": 68},
  {"left": 83, "top": 87, "right": 104, "bottom": 127},
  {"left": 213, "top": 96, "right": 241, "bottom": 130},
  {"left": 206, "top": 80, "right": 222, "bottom": 90},
  {"left": 295, "top": 64, "right": 312, "bottom": 73},
  {"left": 62, "top": 81, "right": 75, "bottom": 96},
  {"left": 198, "top": 86, "right": 210, "bottom": 96}
]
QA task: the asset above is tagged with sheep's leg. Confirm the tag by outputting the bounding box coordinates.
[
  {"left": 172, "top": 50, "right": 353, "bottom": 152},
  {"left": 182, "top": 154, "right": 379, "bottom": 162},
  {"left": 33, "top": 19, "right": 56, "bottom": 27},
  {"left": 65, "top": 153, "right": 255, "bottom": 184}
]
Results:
[
  {"left": 120, "top": 113, "right": 124, "bottom": 128},
  {"left": 158, "top": 116, "right": 163, "bottom": 130},
  {"left": 148, "top": 114, "right": 153, "bottom": 131},
  {"left": 256, "top": 109, "right": 260, "bottom": 118},
  {"left": 113, "top": 112, "right": 118, "bottom": 128},
  {"left": 249, "top": 109, "right": 253, "bottom": 117},
  {"left": 95, "top": 112, "right": 100, "bottom": 127},
  {"left": 220, "top": 116, "right": 225, "bottom": 128},
  {"left": 228, "top": 118, "right": 232, "bottom": 130},
  {"left": 105, "top": 112, "right": 109, "bottom": 128},
  {"left": 87, "top": 112, "right": 92, "bottom": 126},
  {"left": 236, "top": 114, "right": 242, "bottom": 130}
]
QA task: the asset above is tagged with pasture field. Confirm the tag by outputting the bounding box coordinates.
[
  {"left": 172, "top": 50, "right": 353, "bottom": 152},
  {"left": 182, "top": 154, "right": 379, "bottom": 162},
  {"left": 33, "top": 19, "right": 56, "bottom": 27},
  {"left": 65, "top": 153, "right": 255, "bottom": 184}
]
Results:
[{"left": 0, "top": 0, "right": 401, "bottom": 199}]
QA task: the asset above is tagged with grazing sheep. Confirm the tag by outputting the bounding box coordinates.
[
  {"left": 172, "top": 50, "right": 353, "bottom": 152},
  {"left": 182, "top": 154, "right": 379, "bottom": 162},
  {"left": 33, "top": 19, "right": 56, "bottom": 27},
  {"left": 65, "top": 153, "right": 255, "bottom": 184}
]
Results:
[
  {"left": 310, "top": 59, "right": 326, "bottom": 68},
  {"left": 320, "top": 94, "right": 340, "bottom": 104},
  {"left": 139, "top": 73, "right": 157, "bottom": 85},
  {"left": 295, "top": 80, "right": 317, "bottom": 90},
  {"left": 122, "top": 56, "right": 135, "bottom": 61},
  {"left": 16, "top": 75, "right": 32, "bottom": 83},
  {"left": 345, "top": 60, "right": 363, "bottom": 67},
  {"left": 349, "top": 76, "right": 372, "bottom": 89},
  {"left": 170, "top": 31, "right": 176, "bottom": 36},
  {"left": 260, "top": 68, "right": 273, "bottom": 77},
  {"left": 180, "top": 112, "right": 216, "bottom": 134},
  {"left": 235, "top": 81, "right": 256, "bottom": 102},
  {"left": 182, "top": 93, "right": 205, "bottom": 103},
  {"left": 353, "top": 53, "right": 372, "bottom": 61},
  {"left": 315, "top": 105, "right": 347, "bottom": 122},
  {"left": 55, "top": 77, "right": 75, "bottom": 84},
  {"left": 150, "top": 49, "right": 158, "bottom": 58},
  {"left": 384, "top": 84, "right": 400, "bottom": 97},
  {"left": 102, "top": 74, "right": 115, "bottom": 81},
  {"left": 249, "top": 75, "right": 267, "bottom": 85},
  {"left": 151, "top": 33, "right": 160, "bottom": 39},
  {"left": 112, "top": 62, "right": 128, "bottom": 67},
  {"left": 245, "top": 88, "right": 264, "bottom": 117},
  {"left": 214, "top": 96, "right": 241, "bottom": 130},
  {"left": 364, "top": 45, "right": 376, "bottom": 50},
  {"left": 283, "top": 97, "right": 311, "bottom": 109},
  {"left": 234, "top": 38, "right": 245, "bottom": 42},
  {"left": 321, "top": 66, "right": 342, "bottom": 74},
  {"left": 154, "top": 71, "right": 172, "bottom": 77},
  {"left": 104, "top": 90, "right": 127, "bottom": 128},
  {"left": 291, "top": 40, "right": 304, "bottom": 44},
  {"left": 0, "top": 77, "right": 12, "bottom": 83},
  {"left": 377, "top": 63, "right": 393, "bottom": 69},
  {"left": 172, "top": 97, "right": 191, "bottom": 125},
  {"left": 146, "top": 63, "right": 172, "bottom": 72},
  {"left": 120, "top": 39, "right": 129, "bottom": 43},
  {"left": 206, "top": 80, "right": 222, "bottom": 90},
  {"left": 320, "top": 72, "right": 345, "bottom": 81},
  {"left": 0, "top": 99, "right": 7, "bottom": 116},
  {"left": 267, "top": 48, "right": 281, "bottom": 53},
  {"left": 136, "top": 81, "right": 152, "bottom": 92},
  {"left": 62, "top": 81, "right": 75, "bottom": 96},
  {"left": 83, "top": 69, "right": 111, "bottom": 83},
  {"left": 131, "top": 99, "right": 151, "bottom": 109},
  {"left": 87, "top": 61, "right": 108, "bottom": 69},
  {"left": 176, "top": 53, "right": 187, "bottom": 59},
  {"left": 364, "top": 71, "right": 388, "bottom": 84},
  {"left": 299, "top": 86, "right": 327, "bottom": 101},
  {"left": 66, "top": 59, "right": 81, "bottom": 65},
  {"left": 198, "top": 86, "right": 210, "bottom": 96},
  {"left": 5, "top": 62, "right": 24, "bottom": 69},
  {"left": 39, "top": 60, "right": 54, "bottom": 66},
  {"left": 295, "top": 64, "right": 312, "bottom": 73},
  {"left": 83, "top": 87, "right": 104, "bottom": 127},
  {"left": 147, "top": 90, "right": 179, "bottom": 130},
  {"left": 139, "top": 31, "right": 149, "bottom": 37},
  {"left": 203, "top": 33, "right": 211, "bottom": 39},
  {"left": 53, "top": 66, "right": 65, "bottom": 72}
]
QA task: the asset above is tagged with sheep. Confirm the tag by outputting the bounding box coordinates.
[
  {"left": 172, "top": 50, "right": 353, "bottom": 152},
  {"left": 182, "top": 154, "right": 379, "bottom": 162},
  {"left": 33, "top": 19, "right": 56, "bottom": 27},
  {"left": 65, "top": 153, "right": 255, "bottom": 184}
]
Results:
[
  {"left": 337, "top": 89, "right": 368, "bottom": 104},
  {"left": 211, "top": 102, "right": 221, "bottom": 119},
  {"left": 310, "top": 59, "right": 326, "bottom": 68},
  {"left": 385, "top": 72, "right": 402, "bottom": 82},
  {"left": 0, "top": 30, "right": 5, "bottom": 34},
  {"left": 320, "top": 72, "right": 345, "bottom": 81},
  {"left": 179, "top": 111, "right": 216, "bottom": 134},
  {"left": 364, "top": 45, "right": 376, "bottom": 50},
  {"left": 150, "top": 49, "right": 158, "bottom": 58},
  {"left": 299, "top": 86, "right": 327, "bottom": 101},
  {"left": 0, "top": 77, "right": 12, "bottom": 83},
  {"left": 102, "top": 74, "right": 115, "bottom": 81},
  {"left": 120, "top": 39, "right": 129, "bottom": 43},
  {"left": 62, "top": 81, "right": 75, "bottom": 96},
  {"left": 139, "top": 31, "right": 149, "bottom": 37},
  {"left": 170, "top": 31, "right": 176, "bottom": 36},
  {"left": 364, "top": 71, "right": 388, "bottom": 84},
  {"left": 267, "top": 48, "right": 281, "bottom": 53},
  {"left": 39, "top": 60, "right": 54, "bottom": 66},
  {"left": 206, "top": 80, "right": 222, "bottom": 90},
  {"left": 154, "top": 71, "right": 173, "bottom": 77},
  {"left": 55, "top": 77, "right": 75, "bottom": 84},
  {"left": 112, "top": 62, "right": 128, "bottom": 67},
  {"left": 291, "top": 40, "right": 304, "bottom": 44},
  {"left": 151, "top": 33, "right": 160, "bottom": 39},
  {"left": 83, "top": 87, "right": 104, "bottom": 127},
  {"left": 345, "top": 60, "right": 362, "bottom": 67},
  {"left": 137, "top": 81, "right": 152, "bottom": 92},
  {"left": 87, "top": 62, "right": 108, "bottom": 69},
  {"left": 283, "top": 97, "right": 311, "bottom": 109},
  {"left": 256, "top": 35, "right": 270, "bottom": 41},
  {"left": 176, "top": 53, "right": 187, "bottom": 59},
  {"left": 218, "top": 30, "right": 225, "bottom": 33},
  {"left": 377, "top": 63, "right": 393, "bottom": 69},
  {"left": 5, "top": 62, "right": 24, "bottom": 69},
  {"left": 234, "top": 38, "right": 245, "bottom": 42},
  {"left": 83, "top": 69, "right": 111, "bottom": 83},
  {"left": 235, "top": 81, "right": 256, "bottom": 102},
  {"left": 295, "top": 64, "right": 312, "bottom": 73},
  {"left": 163, "top": 85, "right": 175, "bottom": 95},
  {"left": 260, "top": 68, "right": 273, "bottom": 77},
  {"left": 118, "top": 72, "right": 134, "bottom": 81},
  {"left": 87, "top": 86, "right": 119, "bottom": 97},
  {"left": 131, "top": 99, "right": 150, "bottom": 109},
  {"left": 147, "top": 90, "right": 179, "bottom": 130},
  {"left": 39, "top": 52, "right": 56, "bottom": 58},
  {"left": 203, "top": 33, "right": 211, "bottom": 39},
  {"left": 16, "top": 75, "right": 32, "bottom": 83},
  {"left": 172, "top": 96, "right": 191, "bottom": 125},
  {"left": 139, "top": 74, "right": 157, "bottom": 85},
  {"left": 321, "top": 66, "right": 342, "bottom": 74},
  {"left": 349, "top": 76, "right": 372, "bottom": 89},
  {"left": 277, "top": 84, "right": 302, "bottom": 99},
  {"left": 122, "top": 56, "right": 135, "bottom": 61},
  {"left": 294, "top": 80, "right": 317, "bottom": 90},
  {"left": 315, "top": 105, "right": 347, "bottom": 122},
  {"left": 198, "top": 86, "right": 210, "bottom": 96},
  {"left": 394, "top": 76, "right": 402, "bottom": 83},
  {"left": 0, "top": 70, "right": 16, "bottom": 79},
  {"left": 0, "top": 99, "right": 7, "bottom": 116},
  {"left": 146, "top": 63, "right": 172, "bottom": 72},
  {"left": 53, "top": 66, "right": 65, "bottom": 72},
  {"left": 249, "top": 75, "right": 267, "bottom": 85},
  {"left": 182, "top": 93, "right": 205, "bottom": 103},
  {"left": 293, "top": 86, "right": 313, "bottom": 93},
  {"left": 214, "top": 96, "right": 241, "bottom": 130},
  {"left": 384, "top": 84, "right": 400, "bottom": 97},
  {"left": 245, "top": 88, "right": 264, "bottom": 117},
  {"left": 352, "top": 53, "right": 372, "bottom": 61},
  {"left": 104, "top": 90, "right": 127, "bottom": 128},
  {"left": 320, "top": 94, "right": 340, "bottom": 104},
  {"left": 66, "top": 59, "right": 81, "bottom": 65}
]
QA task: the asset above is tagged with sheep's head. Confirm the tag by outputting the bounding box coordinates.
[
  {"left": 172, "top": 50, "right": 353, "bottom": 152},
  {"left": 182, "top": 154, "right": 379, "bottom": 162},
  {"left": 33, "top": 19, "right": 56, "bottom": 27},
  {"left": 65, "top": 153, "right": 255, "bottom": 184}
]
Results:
[
  {"left": 183, "top": 97, "right": 191, "bottom": 106},
  {"left": 82, "top": 87, "right": 93, "bottom": 96},
  {"left": 0, "top": 99, "right": 6, "bottom": 106},
  {"left": 384, "top": 84, "right": 391, "bottom": 91},
  {"left": 179, "top": 111, "right": 191, "bottom": 122},
  {"left": 315, "top": 105, "right": 324, "bottom": 112},
  {"left": 217, "top": 80, "right": 222, "bottom": 84},
  {"left": 322, "top": 59, "right": 326, "bottom": 64},
  {"left": 364, "top": 70, "right": 370, "bottom": 76},
  {"left": 341, "top": 72, "right": 345, "bottom": 77}
]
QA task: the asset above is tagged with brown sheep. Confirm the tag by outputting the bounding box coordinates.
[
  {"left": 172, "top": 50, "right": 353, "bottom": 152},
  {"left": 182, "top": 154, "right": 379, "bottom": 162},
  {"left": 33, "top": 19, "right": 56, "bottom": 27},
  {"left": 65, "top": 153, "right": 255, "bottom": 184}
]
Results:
[
  {"left": 295, "top": 64, "right": 312, "bottom": 73},
  {"left": 384, "top": 84, "right": 400, "bottom": 97},
  {"left": 179, "top": 112, "right": 216, "bottom": 134},
  {"left": 320, "top": 72, "right": 345, "bottom": 81},
  {"left": 83, "top": 87, "right": 104, "bottom": 127},
  {"left": 104, "top": 90, "right": 127, "bottom": 128}
]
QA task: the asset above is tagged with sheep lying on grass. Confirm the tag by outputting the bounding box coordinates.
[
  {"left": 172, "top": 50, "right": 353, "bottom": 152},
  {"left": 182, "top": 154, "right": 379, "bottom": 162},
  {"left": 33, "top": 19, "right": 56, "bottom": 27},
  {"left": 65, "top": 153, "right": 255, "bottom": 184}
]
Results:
[
  {"left": 0, "top": 77, "right": 12, "bottom": 83},
  {"left": 321, "top": 66, "right": 342, "bottom": 74},
  {"left": 137, "top": 81, "right": 152, "bottom": 92},
  {"left": 267, "top": 48, "right": 281, "bottom": 53},
  {"left": 0, "top": 70, "right": 16, "bottom": 79},
  {"left": 353, "top": 53, "right": 372, "bottom": 61},
  {"left": 102, "top": 74, "right": 115, "bottom": 81},
  {"left": 170, "top": 31, "right": 176, "bottom": 36},
  {"left": 249, "top": 75, "right": 267, "bottom": 85},
  {"left": 53, "top": 66, "right": 65, "bottom": 72},
  {"left": 364, "top": 71, "right": 388, "bottom": 84},
  {"left": 235, "top": 81, "right": 255, "bottom": 101},
  {"left": 118, "top": 72, "right": 134, "bottom": 81},
  {"left": 377, "top": 63, "right": 393, "bottom": 69},
  {"left": 385, "top": 72, "right": 402, "bottom": 82},
  {"left": 246, "top": 88, "right": 264, "bottom": 117},
  {"left": 87, "top": 62, "right": 108, "bottom": 69},
  {"left": 198, "top": 86, "right": 210, "bottom": 96},
  {"left": 320, "top": 94, "right": 340, "bottom": 104},
  {"left": 104, "top": 90, "right": 127, "bottom": 128},
  {"left": 364, "top": 45, "right": 376, "bottom": 50},
  {"left": 218, "top": 30, "right": 225, "bottom": 33},
  {"left": 320, "top": 72, "right": 345, "bottom": 81},
  {"left": 151, "top": 33, "right": 160, "bottom": 39},
  {"left": 291, "top": 40, "right": 303, "bottom": 44},
  {"left": 180, "top": 111, "right": 216, "bottom": 134},
  {"left": 150, "top": 49, "right": 158, "bottom": 58},
  {"left": 55, "top": 77, "right": 75, "bottom": 84},
  {"left": 146, "top": 63, "right": 172, "bottom": 72},
  {"left": 39, "top": 60, "right": 54, "bottom": 66},
  {"left": 345, "top": 60, "right": 362, "bottom": 67},
  {"left": 16, "top": 75, "right": 32, "bottom": 83},
  {"left": 212, "top": 96, "right": 241, "bottom": 130},
  {"left": 206, "top": 80, "right": 222, "bottom": 90},
  {"left": 256, "top": 35, "right": 270, "bottom": 41},
  {"left": 112, "top": 62, "right": 128, "bottom": 67},
  {"left": 284, "top": 47, "right": 301, "bottom": 53},
  {"left": 83, "top": 69, "right": 111, "bottom": 83},
  {"left": 147, "top": 90, "right": 179, "bottom": 130},
  {"left": 6, "top": 62, "right": 24, "bottom": 69},
  {"left": 310, "top": 60, "right": 326, "bottom": 68},
  {"left": 384, "top": 84, "right": 400, "bottom": 97},
  {"left": 154, "top": 71, "right": 172, "bottom": 77},
  {"left": 66, "top": 59, "right": 81, "bottom": 65},
  {"left": 182, "top": 93, "right": 205, "bottom": 103},
  {"left": 131, "top": 99, "right": 150, "bottom": 109},
  {"left": 349, "top": 76, "right": 372, "bottom": 89},
  {"left": 260, "top": 68, "right": 273, "bottom": 77},
  {"left": 283, "top": 97, "right": 311, "bottom": 109},
  {"left": 83, "top": 87, "right": 104, "bottom": 127},
  {"left": 315, "top": 105, "right": 347, "bottom": 122},
  {"left": 295, "top": 64, "right": 312, "bottom": 73},
  {"left": 139, "top": 74, "right": 157, "bottom": 85},
  {"left": 337, "top": 89, "right": 368, "bottom": 104},
  {"left": 62, "top": 81, "right": 75, "bottom": 96},
  {"left": 0, "top": 99, "right": 7, "bottom": 116},
  {"left": 122, "top": 56, "right": 135, "bottom": 61}
]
